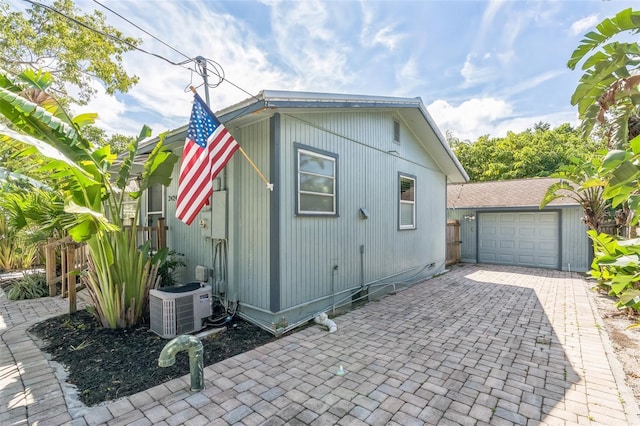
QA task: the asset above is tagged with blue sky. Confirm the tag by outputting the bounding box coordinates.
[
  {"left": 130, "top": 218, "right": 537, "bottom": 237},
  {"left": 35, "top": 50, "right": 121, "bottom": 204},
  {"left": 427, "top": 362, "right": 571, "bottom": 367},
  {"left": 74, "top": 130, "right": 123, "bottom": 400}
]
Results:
[{"left": 12, "top": 0, "right": 640, "bottom": 141}]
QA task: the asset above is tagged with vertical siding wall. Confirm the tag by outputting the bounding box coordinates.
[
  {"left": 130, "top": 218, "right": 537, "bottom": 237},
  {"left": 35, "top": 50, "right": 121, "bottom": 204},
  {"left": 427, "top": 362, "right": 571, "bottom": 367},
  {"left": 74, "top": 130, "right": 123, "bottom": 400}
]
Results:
[
  {"left": 161, "top": 119, "right": 273, "bottom": 303},
  {"left": 447, "top": 208, "right": 477, "bottom": 263},
  {"left": 228, "top": 119, "right": 272, "bottom": 309},
  {"left": 278, "top": 111, "right": 447, "bottom": 311},
  {"left": 163, "top": 152, "right": 218, "bottom": 284},
  {"left": 560, "top": 206, "right": 590, "bottom": 272}
]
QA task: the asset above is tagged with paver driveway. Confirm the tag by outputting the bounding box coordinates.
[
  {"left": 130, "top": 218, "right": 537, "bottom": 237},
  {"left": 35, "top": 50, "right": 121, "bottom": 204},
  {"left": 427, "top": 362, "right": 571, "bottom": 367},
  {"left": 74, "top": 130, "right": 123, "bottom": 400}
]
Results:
[{"left": 2, "top": 264, "right": 640, "bottom": 425}]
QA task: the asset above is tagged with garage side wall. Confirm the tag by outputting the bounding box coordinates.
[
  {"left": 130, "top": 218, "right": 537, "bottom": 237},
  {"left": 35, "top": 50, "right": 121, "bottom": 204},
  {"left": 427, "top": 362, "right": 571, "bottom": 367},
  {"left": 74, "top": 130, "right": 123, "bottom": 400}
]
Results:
[
  {"left": 560, "top": 206, "right": 590, "bottom": 272},
  {"left": 447, "top": 208, "right": 477, "bottom": 264}
]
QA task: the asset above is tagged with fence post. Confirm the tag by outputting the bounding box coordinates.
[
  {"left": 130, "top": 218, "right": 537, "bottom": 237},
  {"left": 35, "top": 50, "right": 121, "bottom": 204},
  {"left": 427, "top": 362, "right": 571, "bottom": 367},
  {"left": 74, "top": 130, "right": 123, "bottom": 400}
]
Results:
[
  {"left": 67, "top": 244, "right": 77, "bottom": 314},
  {"left": 46, "top": 238, "right": 57, "bottom": 296},
  {"left": 157, "top": 217, "right": 166, "bottom": 250}
]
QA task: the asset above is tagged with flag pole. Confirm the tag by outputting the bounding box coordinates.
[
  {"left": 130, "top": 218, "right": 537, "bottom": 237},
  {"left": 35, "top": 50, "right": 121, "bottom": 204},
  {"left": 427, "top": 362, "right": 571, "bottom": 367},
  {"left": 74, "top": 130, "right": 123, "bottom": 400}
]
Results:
[
  {"left": 189, "top": 86, "right": 274, "bottom": 191},
  {"left": 237, "top": 146, "right": 274, "bottom": 191}
]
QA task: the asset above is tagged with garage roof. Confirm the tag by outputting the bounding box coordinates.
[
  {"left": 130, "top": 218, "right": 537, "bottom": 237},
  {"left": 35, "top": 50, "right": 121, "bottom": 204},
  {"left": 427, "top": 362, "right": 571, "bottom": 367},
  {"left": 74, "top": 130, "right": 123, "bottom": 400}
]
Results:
[{"left": 447, "top": 177, "right": 579, "bottom": 209}]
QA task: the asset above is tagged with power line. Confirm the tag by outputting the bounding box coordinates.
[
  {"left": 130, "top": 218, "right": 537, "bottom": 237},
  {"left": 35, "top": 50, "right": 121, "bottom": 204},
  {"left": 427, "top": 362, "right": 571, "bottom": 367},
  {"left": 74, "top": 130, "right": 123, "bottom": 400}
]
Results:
[
  {"left": 90, "top": 0, "right": 259, "bottom": 101},
  {"left": 22, "top": 0, "right": 261, "bottom": 103},
  {"left": 22, "top": 0, "right": 192, "bottom": 69},
  {"left": 92, "top": 0, "right": 192, "bottom": 63}
]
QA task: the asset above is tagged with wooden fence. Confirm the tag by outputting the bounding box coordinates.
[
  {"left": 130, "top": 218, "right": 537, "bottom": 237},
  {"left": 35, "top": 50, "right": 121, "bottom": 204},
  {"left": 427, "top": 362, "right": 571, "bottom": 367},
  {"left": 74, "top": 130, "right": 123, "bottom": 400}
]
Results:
[
  {"left": 446, "top": 219, "right": 461, "bottom": 266},
  {"left": 45, "top": 237, "right": 87, "bottom": 313},
  {"left": 45, "top": 218, "right": 167, "bottom": 314}
]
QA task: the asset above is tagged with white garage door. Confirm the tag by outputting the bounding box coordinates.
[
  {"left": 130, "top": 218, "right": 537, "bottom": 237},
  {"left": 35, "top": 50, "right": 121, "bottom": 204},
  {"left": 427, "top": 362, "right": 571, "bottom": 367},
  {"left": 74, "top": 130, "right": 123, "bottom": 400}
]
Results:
[{"left": 478, "top": 211, "right": 559, "bottom": 269}]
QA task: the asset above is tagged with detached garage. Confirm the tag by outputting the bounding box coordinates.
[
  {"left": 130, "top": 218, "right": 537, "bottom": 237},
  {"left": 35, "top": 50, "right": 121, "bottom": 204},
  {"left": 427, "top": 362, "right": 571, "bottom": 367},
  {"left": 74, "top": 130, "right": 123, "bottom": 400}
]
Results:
[{"left": 447, "top": 178, "right": 590, "bottom": 272}]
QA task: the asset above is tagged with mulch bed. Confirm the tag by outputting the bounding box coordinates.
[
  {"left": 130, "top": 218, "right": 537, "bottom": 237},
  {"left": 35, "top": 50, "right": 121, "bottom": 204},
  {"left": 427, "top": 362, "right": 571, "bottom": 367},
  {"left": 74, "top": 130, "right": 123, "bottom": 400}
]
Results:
[{"left": 28, "top": 309, "right": 276, "bottom": 406}]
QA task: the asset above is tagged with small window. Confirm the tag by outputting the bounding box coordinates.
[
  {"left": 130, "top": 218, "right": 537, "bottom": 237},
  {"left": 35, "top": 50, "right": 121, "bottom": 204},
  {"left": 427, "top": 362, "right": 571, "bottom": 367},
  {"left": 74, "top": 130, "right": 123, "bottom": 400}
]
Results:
[
  {"left": 393, "top": 120, "right": 401, "bottom": 144},
  {"left": 295, "top": 143, "right": 338, "bottom": 216},
  {"left": 399, "top": 174, "right": 415, "bottom": 229}
]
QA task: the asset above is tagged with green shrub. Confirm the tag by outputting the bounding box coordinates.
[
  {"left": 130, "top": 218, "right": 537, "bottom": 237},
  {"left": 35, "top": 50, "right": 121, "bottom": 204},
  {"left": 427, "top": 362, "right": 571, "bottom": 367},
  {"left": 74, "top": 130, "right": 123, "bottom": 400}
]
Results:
[
  {"left": 6, "top": 272, "right": 48, "bottom": 300},
  {"left": 589, "top": 230, "right": 640, "bottom": 312},
  {"left": 157, "top": 250, "right": 185, "bottom": 288}
]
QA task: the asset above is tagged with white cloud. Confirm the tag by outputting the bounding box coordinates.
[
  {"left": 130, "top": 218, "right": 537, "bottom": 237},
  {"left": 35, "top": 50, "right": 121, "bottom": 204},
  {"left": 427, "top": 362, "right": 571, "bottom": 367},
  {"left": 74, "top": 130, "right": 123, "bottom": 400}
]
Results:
[
  {"left": 267, "top": 0, "right": 351, "bottom": 87},
  {"left": 392, "top": 56, "right": 424, "bottom": 98},
  {"left": 72, "top": 81, "right": 133, "bottom": 134},
  {"left": 460, "top": 54, "right": 495, "bottom": 87},
  {"left": 480, "top": 0, "right": 507, "bottom": 37},
  {"left": 571, "top": 15, "right": 599, "bottom": 36},
  {"left": 496, "top": 50, "right": 515, "bottom": 65},
  {"left": 359, "top": 1, "right": 405, "bottom": 51},
  {"left": 74, "top": 1, "right": 292, "bottom": 135},
  {"left": 501, "top": 10, "right": 523, "bottom": 52},
  {"left": 505, "top": 69, "right": 565, "bottom": 96},
  {"left": 428, "top": 97, "right": 513, "bottom": 141},
  {"left": 370, "top": 25, "right": 405, "bottom": 51},
  {"left": 428, "top": 97, "right": 578, "bottom": 142}
]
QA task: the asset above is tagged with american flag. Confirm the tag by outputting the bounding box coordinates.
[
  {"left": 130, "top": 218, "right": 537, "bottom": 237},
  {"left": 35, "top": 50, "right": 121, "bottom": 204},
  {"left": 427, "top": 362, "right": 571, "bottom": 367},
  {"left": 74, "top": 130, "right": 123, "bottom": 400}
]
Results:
[{"left": 176, "top": 94, "right": 239, "bottom": 225}]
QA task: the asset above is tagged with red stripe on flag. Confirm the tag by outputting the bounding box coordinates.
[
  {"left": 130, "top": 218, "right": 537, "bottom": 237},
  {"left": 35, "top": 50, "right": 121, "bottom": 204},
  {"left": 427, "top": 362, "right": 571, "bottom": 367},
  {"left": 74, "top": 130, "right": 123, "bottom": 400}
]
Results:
[{"left": 176, "top": 95, "right": 240, "bottom": 225}]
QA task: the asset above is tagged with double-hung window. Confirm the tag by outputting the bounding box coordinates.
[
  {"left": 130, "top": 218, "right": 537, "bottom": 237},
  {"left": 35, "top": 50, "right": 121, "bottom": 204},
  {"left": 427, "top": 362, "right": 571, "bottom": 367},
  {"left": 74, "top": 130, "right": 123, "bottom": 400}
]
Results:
[
  {"left": 295, "top": 143, "right": 338, "bottom": 216},
  {"left": 399, "top": 173, "right": 416, "bottom": 229}
]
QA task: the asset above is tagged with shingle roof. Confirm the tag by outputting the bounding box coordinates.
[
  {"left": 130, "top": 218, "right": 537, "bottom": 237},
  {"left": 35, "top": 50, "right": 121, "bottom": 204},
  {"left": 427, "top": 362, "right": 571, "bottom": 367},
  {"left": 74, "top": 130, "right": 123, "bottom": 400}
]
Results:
[{"left": 447, "top": 177, "right": 579, "bottom": 209}]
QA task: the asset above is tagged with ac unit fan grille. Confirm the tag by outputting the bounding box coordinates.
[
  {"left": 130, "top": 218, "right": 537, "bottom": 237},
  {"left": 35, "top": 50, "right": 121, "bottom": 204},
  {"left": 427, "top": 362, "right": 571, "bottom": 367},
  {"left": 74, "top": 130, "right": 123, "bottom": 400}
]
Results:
[{"left": 175, "top": 295, "right": 195, "bottom": 335}]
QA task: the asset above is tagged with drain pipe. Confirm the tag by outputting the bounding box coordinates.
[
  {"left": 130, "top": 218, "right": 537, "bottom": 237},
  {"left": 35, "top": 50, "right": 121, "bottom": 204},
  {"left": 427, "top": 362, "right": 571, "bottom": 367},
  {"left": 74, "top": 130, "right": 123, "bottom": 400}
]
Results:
[
  {"left": 359, "top": 244, "right": 365, "bottom": 289},
  {"left": 314, "top": 312, "right": 337, "bottom": 333},
  {"left": 158, "top": 335, "right": 204, "bottom": 392},
  {"left": 331, "top": 264, "right": 338, "bottom": 316}
]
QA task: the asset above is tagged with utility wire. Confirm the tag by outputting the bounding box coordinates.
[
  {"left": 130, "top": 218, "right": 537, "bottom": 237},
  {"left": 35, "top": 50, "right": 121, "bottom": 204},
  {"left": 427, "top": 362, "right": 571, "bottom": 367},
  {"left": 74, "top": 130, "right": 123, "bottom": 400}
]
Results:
[
  {"left": 90, "top": 0, "right": 260, "bottom": 101},
  {"left": 93, "top": 0, "right": 191, "bottom": 62},
  {"left": 22, "top": 0, "right": 262, "bottom": 103},
  {"left": 22, "top": 0, "right": 192, "bottom": 69}
]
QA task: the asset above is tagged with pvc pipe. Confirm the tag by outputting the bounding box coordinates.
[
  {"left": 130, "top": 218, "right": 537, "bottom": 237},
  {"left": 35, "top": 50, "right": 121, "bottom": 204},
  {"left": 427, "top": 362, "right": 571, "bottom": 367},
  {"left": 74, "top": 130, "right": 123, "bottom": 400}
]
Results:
[
  {"left": 314, "top": 313, "right": 337, "bottom": 333},
  {"left": 158, "top": 335, "right": 204, "bottom": 392}
]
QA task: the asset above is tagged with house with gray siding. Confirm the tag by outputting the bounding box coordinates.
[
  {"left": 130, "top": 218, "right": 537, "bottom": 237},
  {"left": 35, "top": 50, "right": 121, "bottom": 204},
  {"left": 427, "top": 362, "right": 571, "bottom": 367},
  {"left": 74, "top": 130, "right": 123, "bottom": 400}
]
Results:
[
  {"left": 447, "top": 178, "right": 590, "bottom": 272},
  {"left": 136, "top": 90, "right": 468, "bottom": 334}
]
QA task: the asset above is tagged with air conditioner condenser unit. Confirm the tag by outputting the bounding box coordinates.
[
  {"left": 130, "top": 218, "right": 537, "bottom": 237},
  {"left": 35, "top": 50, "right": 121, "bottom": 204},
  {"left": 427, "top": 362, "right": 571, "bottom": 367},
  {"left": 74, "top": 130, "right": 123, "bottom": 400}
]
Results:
[{"left": 150, "top": 283, "right": 212, "bottom": 339}]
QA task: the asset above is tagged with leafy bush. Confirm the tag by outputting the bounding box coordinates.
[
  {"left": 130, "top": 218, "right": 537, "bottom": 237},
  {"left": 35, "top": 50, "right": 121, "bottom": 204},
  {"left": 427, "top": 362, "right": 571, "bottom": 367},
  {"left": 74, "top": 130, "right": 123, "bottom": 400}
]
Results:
[
  {"left": 6, "top": 272, "right": 48, "bottom": 300},
  {"left": 157, "top": 250, "right": 185, "bottom": 288},
  {"left": 589, "top": 230, "right": 640, "bottom": 312},
  {"left": 0, "top": 69, "right": 178, "bottom": 328},
  {"left": 0, "top": 212, "right": 42, "bottom": 272}
]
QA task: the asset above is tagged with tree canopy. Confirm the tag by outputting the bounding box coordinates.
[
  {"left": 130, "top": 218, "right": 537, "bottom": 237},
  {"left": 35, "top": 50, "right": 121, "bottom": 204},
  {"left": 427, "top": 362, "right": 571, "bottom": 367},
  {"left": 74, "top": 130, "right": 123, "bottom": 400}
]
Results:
[
  {"left": 0, "top": 0, "right": 140, "bottom": 183},
  {"left": 448, "top": 123, "right": 606, "bottom": 182},
  {"left": 0, "top": 0, "right": 140, "bottom": 105},
  {"left": 568, "top": 8, "right": 640, "bottom": 148}
]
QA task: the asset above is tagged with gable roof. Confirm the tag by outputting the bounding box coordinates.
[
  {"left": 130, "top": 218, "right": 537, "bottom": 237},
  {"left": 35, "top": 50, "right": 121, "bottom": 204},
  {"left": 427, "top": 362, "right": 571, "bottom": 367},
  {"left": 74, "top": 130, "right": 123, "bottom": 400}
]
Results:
[
  {"left": 138, "top": 90, "right": 468, "bottom": 183},
  {"left": 447, "top": 177, "right": 579, "bottom": 209}
]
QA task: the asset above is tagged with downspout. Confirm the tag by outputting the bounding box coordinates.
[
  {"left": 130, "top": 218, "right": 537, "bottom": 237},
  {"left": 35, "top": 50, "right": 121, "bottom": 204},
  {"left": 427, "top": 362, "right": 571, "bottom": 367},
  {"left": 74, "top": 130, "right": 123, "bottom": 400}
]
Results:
[
  {"left": 158, "top": 335, "right": 204, "bottom": 392},
  {"left": 331, "top": 264, "right": 338, "bottom": 315},
  {"left": 359, "top": 244, "right": 365, "bottom": 289}
]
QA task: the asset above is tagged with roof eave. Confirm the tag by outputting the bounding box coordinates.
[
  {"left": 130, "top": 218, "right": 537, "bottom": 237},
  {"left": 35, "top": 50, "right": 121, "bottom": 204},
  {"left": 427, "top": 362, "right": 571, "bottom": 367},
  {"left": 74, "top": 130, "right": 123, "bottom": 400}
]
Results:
[{"left": 134, "top": 91, "right": 471, "bottom": 183}]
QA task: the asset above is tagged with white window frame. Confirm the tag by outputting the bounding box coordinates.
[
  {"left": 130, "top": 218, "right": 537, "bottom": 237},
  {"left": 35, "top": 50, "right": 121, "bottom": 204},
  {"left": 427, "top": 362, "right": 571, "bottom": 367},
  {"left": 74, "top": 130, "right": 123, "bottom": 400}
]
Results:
[
  {"left": 399, "top": 173, "right": 416, "bottom": 230},
  {"left": 295, "top": 143, "right": 338, "bottom": 216},
  {"left": 146, "top": 184, "right": 165, "bottom": 226}
]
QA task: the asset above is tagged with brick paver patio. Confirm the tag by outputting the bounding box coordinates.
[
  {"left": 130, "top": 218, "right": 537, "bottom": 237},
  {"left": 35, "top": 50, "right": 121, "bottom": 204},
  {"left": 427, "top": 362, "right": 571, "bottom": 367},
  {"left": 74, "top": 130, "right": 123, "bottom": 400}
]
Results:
[{"left": 2, "top": 264, "right": 639, "bottom": 425}]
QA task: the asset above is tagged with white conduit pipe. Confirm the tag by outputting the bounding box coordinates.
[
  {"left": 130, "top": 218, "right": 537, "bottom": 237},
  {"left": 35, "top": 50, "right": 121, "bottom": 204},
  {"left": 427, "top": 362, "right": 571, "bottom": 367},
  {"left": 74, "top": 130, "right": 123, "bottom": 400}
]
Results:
[{"left": 314, "top": 313, "right": 337, "bottom": 333}]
